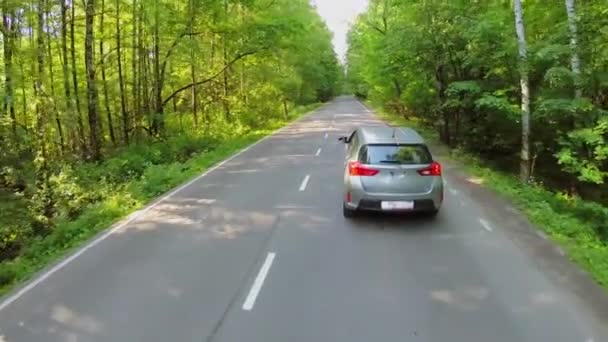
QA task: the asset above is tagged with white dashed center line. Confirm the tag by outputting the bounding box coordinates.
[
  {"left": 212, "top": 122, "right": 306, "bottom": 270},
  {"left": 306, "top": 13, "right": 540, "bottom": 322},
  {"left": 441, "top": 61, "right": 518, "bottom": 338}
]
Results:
[
  {"left": 479, "top": 219, "right": 493, "bottom": 232},
  {"left": 299, "top": 175, "right": 310, "bottom": 191},
  {"left": 324, "top": 132, "right": 328, "bottom": 139},
  {"left": 242, "top": 252, "right": 276, "bottom": 311},
  {"left": 315, "top": 148, "right": 322, "bottom": 157}
]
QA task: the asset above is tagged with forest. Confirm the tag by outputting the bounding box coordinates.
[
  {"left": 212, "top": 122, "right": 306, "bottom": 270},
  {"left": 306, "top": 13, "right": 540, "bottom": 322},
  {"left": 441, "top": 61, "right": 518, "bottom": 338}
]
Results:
[
  {"left": 0, "top": 0, "right": 340, "bottom": 290},
  {"left": 347, "top": 0, "right": 608, "bottom": 283}
]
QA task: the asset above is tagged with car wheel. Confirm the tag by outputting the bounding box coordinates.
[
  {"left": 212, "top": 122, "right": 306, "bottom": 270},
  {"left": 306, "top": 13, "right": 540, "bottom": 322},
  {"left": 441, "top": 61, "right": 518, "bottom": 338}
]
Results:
[{"left": 343, "top": 203, "right": 357, "bottom": 218}]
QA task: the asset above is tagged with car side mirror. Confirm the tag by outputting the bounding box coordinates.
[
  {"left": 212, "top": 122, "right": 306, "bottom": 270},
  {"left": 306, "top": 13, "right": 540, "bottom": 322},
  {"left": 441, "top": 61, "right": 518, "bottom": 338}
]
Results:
[{"left": 338, "top": 136, "right": 349, "bottom": 143}]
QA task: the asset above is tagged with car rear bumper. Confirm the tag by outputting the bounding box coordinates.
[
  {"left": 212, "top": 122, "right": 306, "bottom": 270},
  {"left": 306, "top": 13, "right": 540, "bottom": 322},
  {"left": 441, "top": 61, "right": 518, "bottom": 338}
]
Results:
[
  {"left": 354, "top": 198, "right": 438, "bottom": 212},
  {"left": 344, "top": 178, "right": 443, "bottom": 212}
]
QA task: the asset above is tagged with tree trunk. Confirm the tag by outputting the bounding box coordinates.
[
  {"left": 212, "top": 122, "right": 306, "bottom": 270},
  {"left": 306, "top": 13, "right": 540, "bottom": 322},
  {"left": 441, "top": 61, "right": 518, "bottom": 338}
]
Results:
[
  {"left": 392, "top": 78, "right": 402, "bottom": 98},
  {"left": 117, "top": 0, "right": 129, "bottom": 144},
  {"left": 85, "top": 0, "right": 102, "bottom": 160},
  {"left": 99, "top": 0, "right": 116, "bottom": 146},
  {"left": 189, "top": 0, "right": 198, "bottom": 127},
  {"left": 222, "top": 42, "right": 231, "bottom": 120},
  {"left": 139, "top": 0, "right": 151, "bottom": 136},
  {"left": 190, "top": 61, "right": 198, "bottom": 127},
  {"left": 60, "top": 0, "right": 80, "bottom": 153},
  {"left": 70, "top": 0, "right": 86, "bottom": 155},
  {"left": 565, "top": 0, "right": 582, "bottom": 99},
  {"left": 19, "top": 58, "right": 27, "bottom": 129},
  {"left": 142, "top": 43, "right": 151, "bottom": 133},
  {"left": 34, "top": 0, "right": 54, "bottom": 230},
  {"left": 132, "top": 0, "right": 140, "bottom": 140},
  {"left": 513, "top": 0, "right": 531, "bottom": 182},
  {"left": 435, "top": 65, "right": 450, "bottom": 146},
  {"left": 46, "top": 16, "right": 65, "bottom": 152},
  {"left": 282, "top": 99, "right": 288, "bottom": 119},
  {"left": 222, "top": 0, "right": 231, "bottom": 120},
  {"left": 2, "top": 10, "right": 16, "bottom": 136},
  {"left": 152, "top": 6, "right": 163, "bottom": 135}
]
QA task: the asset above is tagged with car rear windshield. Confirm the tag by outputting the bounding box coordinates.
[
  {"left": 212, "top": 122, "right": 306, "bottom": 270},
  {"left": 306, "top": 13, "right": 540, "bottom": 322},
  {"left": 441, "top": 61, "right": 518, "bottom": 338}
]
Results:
[{"left": 359, "top": 144, "right": 432, "bottom": 165}]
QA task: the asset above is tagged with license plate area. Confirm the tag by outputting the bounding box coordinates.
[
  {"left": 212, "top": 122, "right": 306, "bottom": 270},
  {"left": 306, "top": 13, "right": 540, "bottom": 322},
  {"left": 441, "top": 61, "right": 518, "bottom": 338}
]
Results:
[{"left": 381, "top": 201, "right": 414, "bottom": 210}]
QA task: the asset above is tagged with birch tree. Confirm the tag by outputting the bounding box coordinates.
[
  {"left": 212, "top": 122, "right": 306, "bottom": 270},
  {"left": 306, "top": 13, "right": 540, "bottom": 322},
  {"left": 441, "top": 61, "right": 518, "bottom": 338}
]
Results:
[
  {"left": 513, "top": 0, "right": 531, "bottom": 182},
  {"left": 565, "top": 0, "right": 582, "bottom": 98}
]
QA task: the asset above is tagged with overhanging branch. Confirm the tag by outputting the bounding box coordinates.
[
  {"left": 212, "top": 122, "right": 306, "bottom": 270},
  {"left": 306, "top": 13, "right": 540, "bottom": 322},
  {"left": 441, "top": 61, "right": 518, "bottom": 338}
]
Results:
[{"left": 162, "top": 50, "right": 257, "bottom": 107}]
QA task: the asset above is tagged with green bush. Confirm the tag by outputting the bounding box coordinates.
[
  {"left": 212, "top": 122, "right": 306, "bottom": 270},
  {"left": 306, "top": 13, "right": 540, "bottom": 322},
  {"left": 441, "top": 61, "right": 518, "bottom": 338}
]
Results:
[
  {"left": 102, "top": 153, "right": 150, "bottom": 183},
  {"left": 0, "top": 225, "right": 26, "bottom": 261},
  {"left": 163, "top": 135, "right": 219, "bottom": 163},
  {"left": 0, "top": 264, "right": 16, "bottom": 287},
  {"left": 134, "top": 163, "right": 188, "bottom": 198},
  {"left": 51, "top": 166, "right": 105, "bottom": 219}
]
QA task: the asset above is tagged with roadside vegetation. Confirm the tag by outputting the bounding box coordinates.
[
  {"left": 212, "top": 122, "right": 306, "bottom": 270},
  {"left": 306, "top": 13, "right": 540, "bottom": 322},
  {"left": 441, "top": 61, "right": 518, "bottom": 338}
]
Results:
[
  {"left": 0, "top": 0, "right": 340, "bottom": 294},
  {"left": 347, "top": 1, "right": 608, "bottom": 287}
]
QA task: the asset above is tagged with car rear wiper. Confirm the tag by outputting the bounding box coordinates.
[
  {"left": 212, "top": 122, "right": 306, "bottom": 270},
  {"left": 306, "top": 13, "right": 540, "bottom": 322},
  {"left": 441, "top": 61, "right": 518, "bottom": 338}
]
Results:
[{"left": 378, "top": 160, "right": 401, "bottom": 164}]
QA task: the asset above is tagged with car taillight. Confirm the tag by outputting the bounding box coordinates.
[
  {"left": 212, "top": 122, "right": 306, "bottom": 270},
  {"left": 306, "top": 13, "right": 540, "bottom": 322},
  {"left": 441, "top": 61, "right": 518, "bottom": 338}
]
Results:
[
  {"left": 348, "top": 161, "right": 379, "bottom": 176},
  {"left": 418, "top": 161, "right": 442, "bottom": 176}
]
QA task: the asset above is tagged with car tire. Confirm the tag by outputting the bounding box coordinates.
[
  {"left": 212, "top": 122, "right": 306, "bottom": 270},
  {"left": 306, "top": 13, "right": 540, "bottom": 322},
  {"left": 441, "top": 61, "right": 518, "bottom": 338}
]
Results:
[{"left": 343, "top": 203, "right": 357, "bottom": 218}]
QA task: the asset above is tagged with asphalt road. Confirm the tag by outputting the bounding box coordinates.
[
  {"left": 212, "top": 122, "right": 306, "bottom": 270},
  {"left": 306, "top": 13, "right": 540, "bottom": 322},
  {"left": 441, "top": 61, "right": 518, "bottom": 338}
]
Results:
[{"left": 1, "top": 96, "right": 607, "bottom": 342}]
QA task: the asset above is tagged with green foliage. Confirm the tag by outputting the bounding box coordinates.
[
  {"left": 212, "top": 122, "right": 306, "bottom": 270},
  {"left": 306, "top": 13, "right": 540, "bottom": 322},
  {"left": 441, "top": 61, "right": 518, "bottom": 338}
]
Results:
[
  {"left": 544, "top": 67, "right": 575, "bottom": 89},
  {"left": 347, "top": 0, "right": 608, "bottom": 189},
  {"left": 446, "top": 81, "right": 482, "bottom": 97},
  {"left": 135, "top": 163, "right": 188, "bottom": 197},
  {"left": 557, "top": 115, "right": 608, "bottom": 184},
  {"left": 50, "top": 166, "right": 103, "bottom": 219},
  {"left": 475, "top": 95, "right": 519, "bottom": 120}
]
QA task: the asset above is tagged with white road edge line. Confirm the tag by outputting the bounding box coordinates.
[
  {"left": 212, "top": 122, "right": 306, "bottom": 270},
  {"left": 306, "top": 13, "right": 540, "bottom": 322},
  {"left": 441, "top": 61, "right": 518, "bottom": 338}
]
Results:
[
  {"left": 479, "top": 219, "right": 493, "bottom": 232},
  {"left": 299, "top": 175, "right": 310, "bottom": 191},
  {"left": 0, "top": 105, "right": 327, "bottom": 313},
  {"left": 315, "top": 148, "right": 322, "bottom": 157},
  {"left": 448, "top": 188, "right": 459, "bottom": 195},
  {"left": 535, "top": 230, "right": 548, "bottom": 240},
  {"left": 357, "top": 101, "right": 372, "bottom": 113},
  {"left": 242, "top": 252, "right": 276, "bottom": 311}
]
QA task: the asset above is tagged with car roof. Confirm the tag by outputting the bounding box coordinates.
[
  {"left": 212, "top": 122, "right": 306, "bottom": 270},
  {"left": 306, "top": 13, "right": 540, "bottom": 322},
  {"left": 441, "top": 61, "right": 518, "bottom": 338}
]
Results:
[{"left": 356, "top": 126, "right": 425, "bottom": 145}]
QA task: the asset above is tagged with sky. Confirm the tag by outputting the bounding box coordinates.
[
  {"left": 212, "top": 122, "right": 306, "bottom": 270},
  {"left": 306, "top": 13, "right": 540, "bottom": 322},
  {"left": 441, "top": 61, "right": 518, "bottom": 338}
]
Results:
[{"left": 311, "top": 0, "right": 369, "bottom": 63}]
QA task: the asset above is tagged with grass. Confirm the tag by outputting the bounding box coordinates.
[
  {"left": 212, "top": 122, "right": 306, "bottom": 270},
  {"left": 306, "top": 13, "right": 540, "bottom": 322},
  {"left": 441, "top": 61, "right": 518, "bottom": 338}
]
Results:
[
  {"left": 368, "top": 101, "right": 608, "bottom": 289},
  {"left": 0, "top": 103, "right": 322, "bottom": 297}
]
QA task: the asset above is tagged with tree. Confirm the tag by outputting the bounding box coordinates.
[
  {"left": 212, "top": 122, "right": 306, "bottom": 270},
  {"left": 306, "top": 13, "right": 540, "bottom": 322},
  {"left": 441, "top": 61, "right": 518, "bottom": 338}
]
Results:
[
  {"left": 99, "top": 0, "right": 116, "bottom": 146},
  {"left": 85, "top": 0, "right": 102, "bottom": 160},
  {"left": 513, "top": 0, "right": 531, "bottom": 182},
  {"left": 32, "top": 0, "right": 54, "bottom": 230},
  {"left": 2, "top": 5, "right": 16, "bottom": 136},
  {"left": 70, "top": 0, "right": 86, "bottom": 154},
  {"left": 565, "top": 0, "right": 582, "bottom": 98}
]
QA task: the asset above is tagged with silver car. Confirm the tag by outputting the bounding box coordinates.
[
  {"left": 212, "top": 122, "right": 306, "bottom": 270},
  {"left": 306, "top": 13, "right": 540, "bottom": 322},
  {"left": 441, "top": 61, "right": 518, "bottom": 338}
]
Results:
[{"left": 339, "top": 126, "right": 443, "bottom": 218}]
